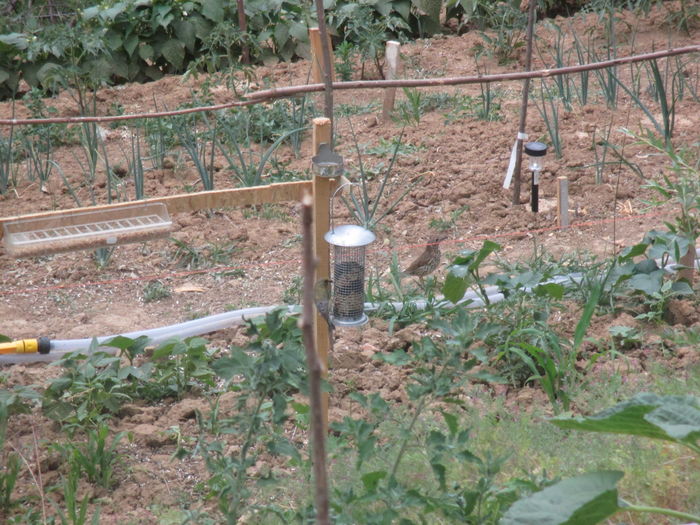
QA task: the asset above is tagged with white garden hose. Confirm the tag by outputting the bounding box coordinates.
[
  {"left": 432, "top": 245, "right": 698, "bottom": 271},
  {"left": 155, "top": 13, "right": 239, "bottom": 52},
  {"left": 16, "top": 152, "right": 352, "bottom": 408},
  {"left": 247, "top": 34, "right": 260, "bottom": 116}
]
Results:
[{"left": 1, "top": 247, "right": 697, "bottom": 365}]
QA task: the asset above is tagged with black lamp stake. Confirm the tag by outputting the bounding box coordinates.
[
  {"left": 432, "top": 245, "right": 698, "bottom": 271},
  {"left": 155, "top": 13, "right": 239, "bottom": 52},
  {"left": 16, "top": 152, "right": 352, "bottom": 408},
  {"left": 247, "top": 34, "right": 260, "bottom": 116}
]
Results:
[{"left": 524, "top": 142, "right": 547, "bottom": 213}]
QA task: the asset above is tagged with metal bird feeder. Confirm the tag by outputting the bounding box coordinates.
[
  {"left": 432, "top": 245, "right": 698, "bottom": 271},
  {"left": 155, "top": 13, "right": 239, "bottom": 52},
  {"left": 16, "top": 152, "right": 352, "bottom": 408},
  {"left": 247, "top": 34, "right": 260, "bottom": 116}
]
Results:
[
  {"left": 312, "top": 143, "right": 344, "bottom": 178},
  {"left": 322, "top": 175, "right": 376, "bottom": 327},
  {"left": 524, "top": 141, "right": 547, "bottom": 213}
]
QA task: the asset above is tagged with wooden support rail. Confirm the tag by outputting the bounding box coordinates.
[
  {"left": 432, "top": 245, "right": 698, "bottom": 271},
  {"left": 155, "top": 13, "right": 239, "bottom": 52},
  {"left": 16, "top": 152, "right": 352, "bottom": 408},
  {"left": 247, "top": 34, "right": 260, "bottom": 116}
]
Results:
[{"left": 0, "top": 180, "right": 312, "bottom": 241}]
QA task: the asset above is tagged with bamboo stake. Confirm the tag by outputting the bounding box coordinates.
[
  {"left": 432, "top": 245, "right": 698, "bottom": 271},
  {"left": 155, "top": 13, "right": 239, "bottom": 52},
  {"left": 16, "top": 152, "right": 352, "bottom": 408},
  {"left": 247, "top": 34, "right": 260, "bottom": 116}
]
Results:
[
  {"left": 244, "top": 45, "right": 700, "bottom": 101},
  {"left": 300, "top": 191, "right": 331, "bottom": 525},
  {"left": 311, "top": 117, "right": 335, "bottom": 432},
  {"left": 382, "top": 41, "right": 401, "bottom": 123},
  {"left": 557, "top": 176, "right": 569, "bottom": 229},
  {"left": 511, "top": 0, "right": 538, "bottom": 205},
  {"left": 236, "top": 0, "right": 249, "bottom": 64},
  {"left": 2, "top": 45, "right": 697, "bottom": 127}
]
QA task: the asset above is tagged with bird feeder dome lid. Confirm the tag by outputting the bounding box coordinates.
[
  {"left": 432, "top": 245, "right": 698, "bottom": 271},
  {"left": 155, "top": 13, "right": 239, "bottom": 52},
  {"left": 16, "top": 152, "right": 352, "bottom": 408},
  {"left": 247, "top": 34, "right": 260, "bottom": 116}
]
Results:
[
  {"left": 312, "top": 143, "right": 344, "bottom": 177},
  {"left": 524, "top": 141, "right": 547, "bottom": 157},
  {"left": 325, "top": 224, "right": 376, "bottom": 247}
]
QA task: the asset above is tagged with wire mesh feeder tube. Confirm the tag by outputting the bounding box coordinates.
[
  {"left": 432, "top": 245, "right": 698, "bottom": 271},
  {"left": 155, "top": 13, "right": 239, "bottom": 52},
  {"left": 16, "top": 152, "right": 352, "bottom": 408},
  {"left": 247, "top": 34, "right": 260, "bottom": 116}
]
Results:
[{"left": 324, "top": 224, "right": 375, "bottom": 327}]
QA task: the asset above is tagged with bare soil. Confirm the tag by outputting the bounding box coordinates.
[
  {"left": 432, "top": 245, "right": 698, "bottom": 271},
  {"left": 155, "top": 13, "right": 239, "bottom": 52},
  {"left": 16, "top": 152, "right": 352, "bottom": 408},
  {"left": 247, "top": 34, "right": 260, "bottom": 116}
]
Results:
[{"left": 1, "top": 3, "right": 699, "bottom": 522}]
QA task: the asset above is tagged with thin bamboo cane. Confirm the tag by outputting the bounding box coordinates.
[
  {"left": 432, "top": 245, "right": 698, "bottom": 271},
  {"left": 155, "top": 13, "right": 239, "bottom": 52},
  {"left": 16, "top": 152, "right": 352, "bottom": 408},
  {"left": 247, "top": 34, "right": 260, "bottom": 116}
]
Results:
[
  {"left": 1, "top": 45, "right": 697, "bottom": 127},
  {"left": 301, "top": 191, "right": 331, "bottom": 525},
  {"left": 512, "top": 0, "right": 538, "bottom": 205}
]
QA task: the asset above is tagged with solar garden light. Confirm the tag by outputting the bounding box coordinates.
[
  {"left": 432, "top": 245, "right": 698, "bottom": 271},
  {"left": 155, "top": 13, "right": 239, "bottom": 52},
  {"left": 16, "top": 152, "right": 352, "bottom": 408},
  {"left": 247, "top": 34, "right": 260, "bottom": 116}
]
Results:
[
  {"left": 524, "top": 141, "right": 547, "bottom": 213},
  {"left": 324, "top": 183, "right": 376, "bottom": 327}
]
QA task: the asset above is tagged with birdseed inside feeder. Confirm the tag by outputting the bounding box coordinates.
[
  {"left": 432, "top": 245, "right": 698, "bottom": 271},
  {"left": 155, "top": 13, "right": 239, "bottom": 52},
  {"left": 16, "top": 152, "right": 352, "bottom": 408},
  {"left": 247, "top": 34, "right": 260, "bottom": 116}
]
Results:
[{"left": 324, "top": 224, "right": 376, "bottom": 326}]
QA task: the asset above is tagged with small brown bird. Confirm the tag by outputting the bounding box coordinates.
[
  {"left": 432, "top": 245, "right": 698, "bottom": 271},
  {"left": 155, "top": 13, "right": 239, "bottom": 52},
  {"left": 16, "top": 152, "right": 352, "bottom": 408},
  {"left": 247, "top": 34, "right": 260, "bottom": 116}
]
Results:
[{"left": 402, "top": 235, "right": 446, "bottom": 279}]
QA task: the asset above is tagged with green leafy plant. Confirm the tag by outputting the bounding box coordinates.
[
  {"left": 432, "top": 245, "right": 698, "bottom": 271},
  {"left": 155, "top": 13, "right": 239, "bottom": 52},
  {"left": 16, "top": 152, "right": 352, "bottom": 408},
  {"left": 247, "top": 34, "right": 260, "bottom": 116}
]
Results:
[
  {"left": 170, "top": 111, "right": 216, "bottom": 191},
  {"left": 0, "top": 121, "right": 16, "bottom": 195},
  {"left": 142, "top": 280, "right": 172, "bottom": 303},
  {"left": 616, "top": 59, "right": 682, "bottom": 145},
  {"left": 325, "top": 309, "right": 522, "bottom": 523},
  {"left": 49, "top": 463, "right": 100, "bottom": 525},
  {"left": 186, "top": 309, "right": 305, "bottom": 524},
  {"left": 505, "top": 393, "right": 700, "bottom": 523},
  {"left": 42, "top": 343, "right": 148, "bottom": 432},
  {"left": 608, "top": 325, "right": 642, "bottom": 350},
  {"left": 282, "top": 275, "right": 303, "bottom": 305},
  {"left": 474, "top": 0, "right": 527, "bottom": 65},
  {"left": 168, "top": 238, "right": 237, "bottom": 270},
  {"left": 636, "top": 129, "right": 700, "bottom": 284},
  {"left": 217, "top": 116, "right": 305, "bottom": 188},
  {"left": 443, "top": 239, "right": 502, "bottom": 306},
  {"left": 429, "top": 205, "right": 469, "bottom": 233},
  {"left": 395, "top": 88, "right": 424, "bottom": 126},
  {"left": 334, "top": 40, "right": 357, "bottom": 81},
  {"left": 52, "top": 423, "right": 129, "bottom": 489},
  {"left": 150, "top": 337, "right": 217, "bottom": 400}
]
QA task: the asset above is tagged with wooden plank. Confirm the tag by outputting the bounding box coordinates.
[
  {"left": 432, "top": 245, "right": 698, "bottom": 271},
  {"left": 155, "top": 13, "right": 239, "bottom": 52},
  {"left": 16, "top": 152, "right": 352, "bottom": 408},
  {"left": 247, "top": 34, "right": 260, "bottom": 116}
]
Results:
[
  {"left": 312, "top": 117, "right": 335, "bottom": 432},
  {"left": 309, "top": 27, "right": 335, "bottom": 84},
  {"left": 382, "top": 41, "right": 401, "bottom": 123},
  {"left": 557, "top": 176, "right": 569, "bottom": 229},
  {"left": 0, "top": 181, "right": 312, "bottom": 241}
]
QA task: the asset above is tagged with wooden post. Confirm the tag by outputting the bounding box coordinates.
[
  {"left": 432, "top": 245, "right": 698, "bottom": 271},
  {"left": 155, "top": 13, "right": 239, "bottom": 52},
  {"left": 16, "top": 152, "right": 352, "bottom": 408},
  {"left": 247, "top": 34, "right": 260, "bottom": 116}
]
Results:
[
  {"left": 381, "top": 41, "right": 401, "bottom": 123},
  {"left": 309, "top": 28, "right": 336, "bottom": 84},
  {"left": 312, "top": 117, "right": 335, "bottom": 431},
  {"left": 557, "top": 176, "right": 569, "bottom": 229}
]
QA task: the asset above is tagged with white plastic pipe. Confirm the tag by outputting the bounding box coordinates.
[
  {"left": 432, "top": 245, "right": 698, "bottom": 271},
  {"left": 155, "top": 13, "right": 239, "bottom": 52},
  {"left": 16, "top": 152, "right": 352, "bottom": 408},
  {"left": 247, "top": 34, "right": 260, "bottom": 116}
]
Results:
[{"left": 1, "top": 249, "right": 696, "bottom": 365}]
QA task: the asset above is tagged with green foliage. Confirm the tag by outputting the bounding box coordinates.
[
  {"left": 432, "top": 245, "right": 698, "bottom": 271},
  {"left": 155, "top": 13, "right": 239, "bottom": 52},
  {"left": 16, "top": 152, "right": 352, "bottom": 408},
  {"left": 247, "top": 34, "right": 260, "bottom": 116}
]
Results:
[
  {"left": 170, "top": 110, "right": 216, "bottom": 191},
  {"left": 394, "top": 89, "right": 460, "bottom": 126},
  {"left": 42, "top": 344, "right": 147, "bottom": 431},
  {"left": 504, "top": 394, "right": 700, "bottom": 524},
  {"left": 142, "top": 280, "right": 172, "bottom": 303},
  {"left": 150, "top": 336, "right": 217, "bottom": 400},
  {"left": 0, "top": 0, "right": 308, "bottom": 96},
  {"left": 49, "top": 462, "right": 101, "bottom": 525},
  {"left": 443, "top": 239, "right": 501, "bottom": 305},
  {"left": 186, "top": 309, "right": 305, "bottom": 524},
  {"left": 0, "top": 384, "right": 42, "bottom": 420},
  {"left": 472, "top": 0, "right": 527, "bottom": 65},
  {"left": 334, "top": 40, "right": 357, "bottom": 81},
  {"left": 344, "top": 124, "right": 419, "bottom": 230},
  {"left": 501, "top": 470, "right": 624, "bottom": 525},
  {"left": 444, "top": 89, "right": 503, "bottom": 123},
  {"left": 0, "top": 0, "right": 468, "bottom": 98},
  {"left": 168, "top": 238, "right": 238, "bottom": 270},
  {"left": 429, "top": 205, "right": 469, "bottom": 233},
  {"left": 638, "top": 129, "right": 700, "bottom": 242},
  {"left": 52, "top": 423, "right": 129, "bottom": 489},
  {"left": 324, "top": 311, "right": 525, "bottom": 523},
  {"left": 0, "top": 449, "right": 19, "bottom": 512},
  {"left": 551, "top": 392, "right": 700, "bottom": 453},
  {"left": 0, "top": 383, "right": 27, "bottom": 512}
]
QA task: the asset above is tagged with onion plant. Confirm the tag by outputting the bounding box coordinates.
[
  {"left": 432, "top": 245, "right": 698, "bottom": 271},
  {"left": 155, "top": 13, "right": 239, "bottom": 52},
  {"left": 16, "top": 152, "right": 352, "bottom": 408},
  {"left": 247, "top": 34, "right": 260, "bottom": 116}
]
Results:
[
  {"left": 536, "top": 22, "right": 573, "bottom": 112},
  {"left": 534, "top": 80, "right": 563, "bottom": 158},
  {"left": 343, "top": 122, "right": 419, "bottom": 231},
  {"left": 616, "top": 59, "right": 679, "bottom": 145}
]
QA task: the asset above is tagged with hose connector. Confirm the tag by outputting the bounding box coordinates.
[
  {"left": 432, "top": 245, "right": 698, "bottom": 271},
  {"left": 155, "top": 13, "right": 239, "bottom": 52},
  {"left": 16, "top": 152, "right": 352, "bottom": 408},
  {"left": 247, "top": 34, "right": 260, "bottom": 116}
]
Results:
[{"left": 0, "top": 338, "right": 51, "bottom": 355}]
